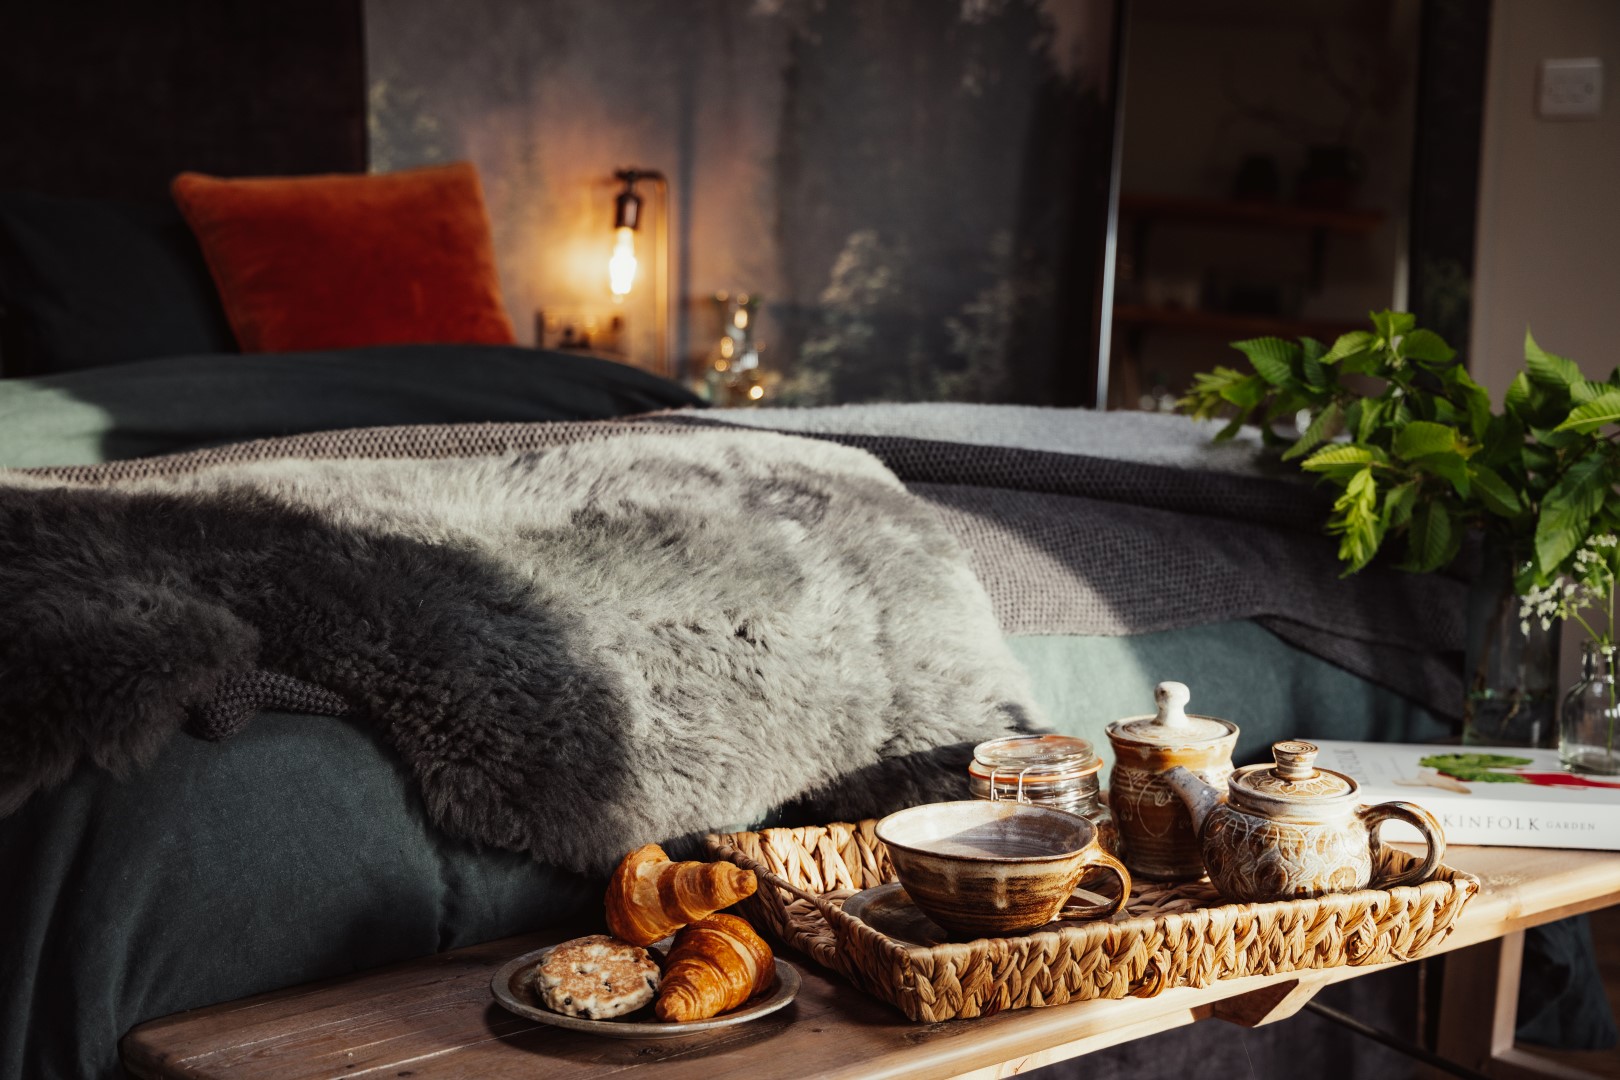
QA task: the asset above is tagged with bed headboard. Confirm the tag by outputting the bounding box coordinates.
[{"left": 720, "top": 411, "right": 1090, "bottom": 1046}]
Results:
[{"left": 0, "top": 1, "right": 367, "bottom": 203}]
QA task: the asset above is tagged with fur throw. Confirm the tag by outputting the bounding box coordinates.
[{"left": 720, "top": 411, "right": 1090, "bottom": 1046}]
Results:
[{"left": 0, "top": 431, "right": 1042, "bottom": 871}]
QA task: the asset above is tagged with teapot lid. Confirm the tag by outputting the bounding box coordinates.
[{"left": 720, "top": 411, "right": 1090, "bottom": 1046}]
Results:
[
  {"left": 1107, "top": 681, "right": 1237, "bottom": 746},
  {"left": 1228, "top": 741, "right": 1358, "bottom": 812}
]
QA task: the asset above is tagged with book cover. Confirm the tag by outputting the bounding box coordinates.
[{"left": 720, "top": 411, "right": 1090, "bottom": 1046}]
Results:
[{"left": 1309, "top": 740, "right": 1620, "bottom": 851}]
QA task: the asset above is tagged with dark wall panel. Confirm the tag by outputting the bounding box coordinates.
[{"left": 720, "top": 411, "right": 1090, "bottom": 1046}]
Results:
[{"left": 0, "top": 1, "right": 366, "bottom": 202}]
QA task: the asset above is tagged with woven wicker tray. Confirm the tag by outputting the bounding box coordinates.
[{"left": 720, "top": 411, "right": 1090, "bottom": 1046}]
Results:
[{"left": 707, "top": 819, "right": 1479, "bottom": 1022}]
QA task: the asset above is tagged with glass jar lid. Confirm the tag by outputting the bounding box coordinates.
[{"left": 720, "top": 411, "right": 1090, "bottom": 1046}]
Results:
[
  {"left": 1228, "top": 740, "right": 1358, "bottom": 813},
  {"left": 1107, "top": 681, "right": 1237, "bottom": 746},
  {"left": 969, "top": 734, "right": 1102, "bottom": 783}
]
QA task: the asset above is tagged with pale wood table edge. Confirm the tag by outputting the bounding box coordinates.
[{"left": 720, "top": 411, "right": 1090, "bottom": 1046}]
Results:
[{"left": 119, "top": 845, "right": 1620, "bottom": 1080}]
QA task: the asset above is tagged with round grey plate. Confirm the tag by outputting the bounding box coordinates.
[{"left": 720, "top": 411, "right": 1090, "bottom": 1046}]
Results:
[{"left": 491, "top": 942, "right": 800, "bottom": 1039}]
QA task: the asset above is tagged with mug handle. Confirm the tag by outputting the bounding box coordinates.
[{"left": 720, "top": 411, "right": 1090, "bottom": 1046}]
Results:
[
  {"left": 1061, "top": 845, "right": 1133, "bottom": 921},
  {"left": 1360, "top": 801, "right": 1446, "bottom": 889}
]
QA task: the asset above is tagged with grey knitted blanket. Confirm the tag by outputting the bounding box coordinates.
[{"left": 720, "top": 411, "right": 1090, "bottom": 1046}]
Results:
[
  {"left": 0, "top": 431, "right": 1042, "bottom": 872},
  {"left": 24, "top": 405, "right": 1466, "bottom": 720}
]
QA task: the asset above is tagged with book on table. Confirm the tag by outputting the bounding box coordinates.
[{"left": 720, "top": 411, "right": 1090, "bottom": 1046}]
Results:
[{"left": 1310, "top": 740, "right": 1620, "bottom": 851}]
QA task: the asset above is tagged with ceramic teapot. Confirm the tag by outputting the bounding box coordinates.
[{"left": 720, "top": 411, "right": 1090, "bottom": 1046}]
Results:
[{"left": 1163, "top": 740, "right": 1446, "bottom": 903}]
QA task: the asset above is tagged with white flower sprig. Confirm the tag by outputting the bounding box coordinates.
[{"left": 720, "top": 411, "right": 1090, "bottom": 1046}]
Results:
[{"left": 1520, "top": 533, "right": 1619, "bottom": 654}]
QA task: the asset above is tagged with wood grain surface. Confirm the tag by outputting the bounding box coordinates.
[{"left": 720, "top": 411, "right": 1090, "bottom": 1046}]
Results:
[{"left": 121, "top": 845, "right": 1620, "bottom": 1080}]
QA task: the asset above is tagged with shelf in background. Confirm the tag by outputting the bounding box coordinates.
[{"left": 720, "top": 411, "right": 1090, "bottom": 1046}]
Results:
[
  {"left": 1112, "top": 304, "right": 1367, "bottom": 342},
  {"left": 1118, "top": 193, "right": 1386, "bottom": 235}
]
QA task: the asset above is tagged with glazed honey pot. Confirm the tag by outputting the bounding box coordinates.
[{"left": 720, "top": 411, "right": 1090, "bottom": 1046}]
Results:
[
  {"left": 1105, "top": 681, "right": 1238, "bottom": 881},
  {"left": 1164, "top": 739, "right": 1447, "bottom": 903}
]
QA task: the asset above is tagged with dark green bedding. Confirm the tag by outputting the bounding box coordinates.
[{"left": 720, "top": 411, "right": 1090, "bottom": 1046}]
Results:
[{"left": 0, "top": 345, "right": 702, "bottom": 467}]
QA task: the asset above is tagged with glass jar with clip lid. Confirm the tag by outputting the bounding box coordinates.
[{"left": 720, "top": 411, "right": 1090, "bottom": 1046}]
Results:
[{"left": 967, "top": 733, "right": 1117, "bottom": 854}]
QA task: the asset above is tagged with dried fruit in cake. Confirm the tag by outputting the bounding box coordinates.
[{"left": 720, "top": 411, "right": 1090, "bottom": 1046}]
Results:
[
  {"left": 604, "top": 843, "right": 757, "bottom": 947},
  {"left": 535, "top": 934, "right": 661, "bottom": 1020},
  {"left": 655, "top": 913, "right": 774, "bottom": 1022}
]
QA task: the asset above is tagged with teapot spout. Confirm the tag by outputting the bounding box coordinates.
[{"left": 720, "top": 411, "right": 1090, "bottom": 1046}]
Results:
[{"left": 1163, "top": 766, "right": 1223, "bottom": 834}]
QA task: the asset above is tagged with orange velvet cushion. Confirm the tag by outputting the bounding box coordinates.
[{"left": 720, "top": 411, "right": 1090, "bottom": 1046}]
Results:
[{"left": 171, "top": 163, "right": 516, "bottom": 353}]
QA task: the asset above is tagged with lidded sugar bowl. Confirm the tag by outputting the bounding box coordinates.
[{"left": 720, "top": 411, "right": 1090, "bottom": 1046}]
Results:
[
  {"left": 1164, "top": 740, "right": 1446, "bottom": 903},
  {"left": 1105, "top": 681, "right": 1238, "bottom": 880}
]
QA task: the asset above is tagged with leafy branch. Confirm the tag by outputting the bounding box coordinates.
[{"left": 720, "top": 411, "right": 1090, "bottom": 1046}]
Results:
[{"left": 1179, "top": 312, "right": 1620, "bottom": 584}]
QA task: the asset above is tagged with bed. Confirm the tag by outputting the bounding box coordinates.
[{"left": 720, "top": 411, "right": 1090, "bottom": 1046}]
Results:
[
  {"left": 0, "top": 341, "right": 1489, "bottom": 1079},
  {"left": 0, "top": 158, "right": 1605, "bottom": 1078}
]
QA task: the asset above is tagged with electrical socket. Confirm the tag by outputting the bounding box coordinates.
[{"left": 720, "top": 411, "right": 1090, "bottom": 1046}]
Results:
[{"left": 1539, "top": 58, "right": 1603, "bottom": 119}]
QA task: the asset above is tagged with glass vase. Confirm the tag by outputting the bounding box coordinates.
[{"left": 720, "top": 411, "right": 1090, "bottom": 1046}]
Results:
[
  {"left": 1560, "top": 641, "right": 1620, "bottom": 775},
  {"left": 1463, "top": 542, "right": 1560, "bottom": 747}
]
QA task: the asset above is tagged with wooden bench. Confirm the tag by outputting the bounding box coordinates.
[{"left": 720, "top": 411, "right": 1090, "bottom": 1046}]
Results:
[{"left": 121, "top": 845, "right": 1620, "bottom": 1080}]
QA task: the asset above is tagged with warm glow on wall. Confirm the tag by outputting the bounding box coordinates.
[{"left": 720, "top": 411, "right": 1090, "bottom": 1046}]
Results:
[{"left": 608, "top": 225, "right": 637, "bottom": 298}]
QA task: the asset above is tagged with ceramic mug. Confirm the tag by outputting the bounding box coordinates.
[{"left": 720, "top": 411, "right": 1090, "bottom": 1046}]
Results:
[{"left": 875, "top": 800, "right": 1132, "bottom": 938}]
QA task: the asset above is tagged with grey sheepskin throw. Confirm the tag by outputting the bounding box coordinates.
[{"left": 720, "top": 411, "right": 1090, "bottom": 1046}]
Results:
[{"left": 0, "top": 431, "right": 1042, "bottom": 871}]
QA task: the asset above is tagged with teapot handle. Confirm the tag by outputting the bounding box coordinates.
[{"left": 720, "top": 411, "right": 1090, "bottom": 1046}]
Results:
[{"left": 1359, "top": 801, "right": 1446, "bottom": 889}]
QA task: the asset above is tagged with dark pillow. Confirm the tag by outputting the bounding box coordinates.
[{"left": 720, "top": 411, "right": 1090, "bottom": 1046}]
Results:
[{"left": 0, "top": 191, "right": 236, "bottom": 377}]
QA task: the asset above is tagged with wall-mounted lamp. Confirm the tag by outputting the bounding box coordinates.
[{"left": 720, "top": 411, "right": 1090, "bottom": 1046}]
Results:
[
  {"left": 607, "top": 168, "right": 671, "bottom": 376},
  {"left": 609, "top": 172, "right": 644, "bottom": 298}
]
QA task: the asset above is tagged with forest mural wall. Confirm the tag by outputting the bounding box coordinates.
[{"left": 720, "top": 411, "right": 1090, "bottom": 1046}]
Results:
[{"left": 367, "top": 0, "right": 1119, "bottom": 405}]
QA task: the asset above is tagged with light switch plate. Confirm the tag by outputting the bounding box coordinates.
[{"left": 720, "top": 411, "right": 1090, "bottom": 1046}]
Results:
[{"left": 1539, "top": 58, "right": 1603, "bottom": 118}]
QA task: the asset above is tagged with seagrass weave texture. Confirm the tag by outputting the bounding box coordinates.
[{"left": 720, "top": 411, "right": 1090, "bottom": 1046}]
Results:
[{"left": 707, "top": 819, "right": 1479, "bottom": 1023}]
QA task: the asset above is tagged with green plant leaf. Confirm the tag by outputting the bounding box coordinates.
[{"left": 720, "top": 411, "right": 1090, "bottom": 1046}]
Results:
[
  {"left": 1420, "top": 450, "right": 1472, "bottom": 498},
  {"left": 1282, "top": 401, "right": 1345, "bottom": 461},
  {"left": 1523, "top": 441, "right": 1559, "bottom": 478},
  {"left": 1301, "top": 444, "right": 1381, "bottom": 481},
  {"left": 1213, "top": 404, "right": 1255, "bottom": 441},
  {"left": 1231, "top": 337, "right": 1299, "bottom": 387},
  {"left": 1220, "top": 374, "right": 1269, "bottom": 409},
  {"left": 1393, "top": 420, "right": 1461, "bottom": 460},
  {"left": 1355, "top": 398, "right": 1385, "bottom": 444},
  {"left": 1322, "top": 330, "right": 1377, "bottom": 365},
  {"left": 1181, "top": 366, "right": 1255, "bottom": 419},
  {"left": 1299, "top": 337, "right": 1329, "bottom": 389},
  {"left": 1531, "top": 424, "right": 1583, "bottom": 449},
  {"left": 1419, "top": 753, "right": 1532, "bottom": 782},
  {"left": 1403, "top": 502, "right": 1455, "bottom": 573},
  {"left": 1330, "top": 466, "right": 1383, "bottom": 573},
  {"left": 1534, "top": 453, "right": 1613, "bottom": 574},
  {"left": 1371, "top": 310, "right": 1416, "bottom": 343},
  {"left": 1572, "top": 379, "right": 1612, "bottom": 405},
  {"left": 1401, "top": 328, "right": 1457, "bottom": 364},
  {"left": 1504, "top": 371, "right": 1533, "bottom": 418},
  {"left": 1525, "top": 329, "right": 1583, "bottom": 389},
  {"left": 1461, "top": 383, "right": 1493, "bottom": 441},
  {"left": 1555, "top": 388, "right": 1620, "bottom": 433},
  {"left": 1469, "top": 463, "right": 1523, "bottom": 516},
  {"left": 1382, "top": 480, "right": 1419, "bottom": 530},
  {"left": 1479, "top": 412, "right": 1526, "bottom": 468}
]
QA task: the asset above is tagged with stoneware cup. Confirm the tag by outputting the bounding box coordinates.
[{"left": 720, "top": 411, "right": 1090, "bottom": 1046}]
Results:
[{"left": 875, "top": 800, "right": 1132, "bottom": 938}]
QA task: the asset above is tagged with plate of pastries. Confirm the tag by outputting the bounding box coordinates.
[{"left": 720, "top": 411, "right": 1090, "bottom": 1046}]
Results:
[{"left": 492, "top": 843, "right": 801, "bottom": 1038}]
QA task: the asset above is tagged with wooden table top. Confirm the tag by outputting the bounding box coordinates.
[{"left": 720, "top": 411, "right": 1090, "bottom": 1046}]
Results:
[{"left": 121, "top": 845, "right": 1620, "bottom": 1080}]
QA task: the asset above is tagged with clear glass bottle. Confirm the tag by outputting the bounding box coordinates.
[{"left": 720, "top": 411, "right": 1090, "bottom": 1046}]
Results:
[
  {"left": 1560, "top": 641, "right": 1620, "bottom": 775},
  {"left": 968, "top": 734, "right": 1116, "bottom": 854}
]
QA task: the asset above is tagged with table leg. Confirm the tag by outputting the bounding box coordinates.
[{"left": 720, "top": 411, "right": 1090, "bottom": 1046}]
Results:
[{"left": 1435, "top": 932, "right": 1609, "bottom": 1080}]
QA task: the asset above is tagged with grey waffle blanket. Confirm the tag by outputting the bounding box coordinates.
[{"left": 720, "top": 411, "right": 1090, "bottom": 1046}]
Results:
[{"left": 23, "top": 404, "right": 1464, "bottom": 719}]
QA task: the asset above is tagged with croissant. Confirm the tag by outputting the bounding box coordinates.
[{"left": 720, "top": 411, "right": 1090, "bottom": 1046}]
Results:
[
  {"left": 654, "top": 914, "right": 774, "bottom": 1022},
  {"left": 604, "top": 844, "right": 757, "bottom": 947}
]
